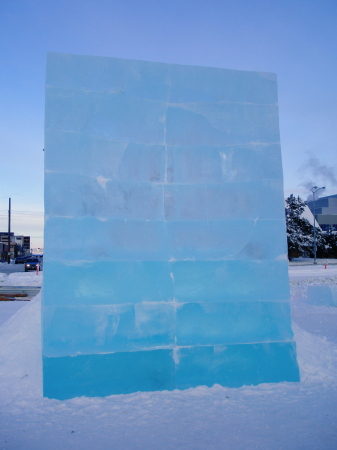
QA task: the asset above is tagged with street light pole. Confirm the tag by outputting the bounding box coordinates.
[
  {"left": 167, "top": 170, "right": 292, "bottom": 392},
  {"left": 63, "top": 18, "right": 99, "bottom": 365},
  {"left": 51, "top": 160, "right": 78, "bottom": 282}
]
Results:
[{"left": 311, "top": 186, "right": 325, "bottom": 264}]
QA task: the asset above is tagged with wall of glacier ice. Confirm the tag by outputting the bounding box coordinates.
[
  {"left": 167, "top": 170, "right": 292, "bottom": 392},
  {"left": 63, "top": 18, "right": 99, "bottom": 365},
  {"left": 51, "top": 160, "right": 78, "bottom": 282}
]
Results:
[{"left": 43, "top": 53, "right": 299, "bottom": 399}]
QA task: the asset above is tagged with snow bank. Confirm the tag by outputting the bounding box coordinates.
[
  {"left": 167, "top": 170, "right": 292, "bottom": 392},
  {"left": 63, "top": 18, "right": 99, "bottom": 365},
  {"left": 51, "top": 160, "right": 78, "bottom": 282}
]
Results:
[
  {"left": 0, "top": 270, "right": 336, "bottom": 449},
  {"left": 289, "top": 263, "right": 337, "bottom": 280},
  {"left": 0, "top": 294, "right": 42, "bottom": 406},
  {"left": 293, "top": 322, "right": 337, "bottom": 383},
  {"left": 0, "top": 272, "right": 43, "bottom": 286},
  {"left": 0, "top": 272, "right": 7, "bottom": 282}
]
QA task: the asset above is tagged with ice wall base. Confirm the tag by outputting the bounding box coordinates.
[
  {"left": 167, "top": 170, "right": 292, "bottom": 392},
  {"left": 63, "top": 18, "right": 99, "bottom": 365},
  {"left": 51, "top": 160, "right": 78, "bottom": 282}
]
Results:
[{"left": 44, "top": 342, "right": 299, "bottom": 400}]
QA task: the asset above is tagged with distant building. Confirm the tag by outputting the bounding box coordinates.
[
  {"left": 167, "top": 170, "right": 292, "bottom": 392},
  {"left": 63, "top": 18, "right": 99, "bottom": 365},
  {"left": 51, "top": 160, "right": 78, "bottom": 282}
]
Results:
[
  {"left": 0, "top": 232, "right": 31, "bottom": 260},
  {"left": 0, "top": 232, "right": 14, "bottom": 260},
  {"left": 0, "top": 242, "right": 5, "bottom": 261},
  {"left": 307, "top": 194, "right": 337, "bottom": 232},
  {"left": 301, "top": 204, "right": 321, "bottom": 230},
  {"left": 0, "top": 232, "right": 14, "bottom": 244},
  {"left": 23, "top": 236, "right": 31, "bottom": 252}
]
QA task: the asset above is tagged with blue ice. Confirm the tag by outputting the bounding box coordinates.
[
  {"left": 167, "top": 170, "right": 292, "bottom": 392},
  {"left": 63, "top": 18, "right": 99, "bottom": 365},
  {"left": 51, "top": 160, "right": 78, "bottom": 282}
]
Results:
[
  {"left": 307, "top": 285, "right": 337, "bottom": 306},
  {"left": 43, "top": 52, "right": 299, "bottom": 399}
]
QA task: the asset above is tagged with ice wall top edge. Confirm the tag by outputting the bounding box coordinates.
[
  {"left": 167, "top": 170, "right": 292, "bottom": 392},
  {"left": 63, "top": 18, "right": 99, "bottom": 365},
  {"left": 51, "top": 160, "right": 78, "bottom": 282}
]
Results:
[
  {"left": 46, "top": 51, "right": 277, "bottom": 80},
  {"left": 45, "top": 52, "right": 278, "bottom": 106}
]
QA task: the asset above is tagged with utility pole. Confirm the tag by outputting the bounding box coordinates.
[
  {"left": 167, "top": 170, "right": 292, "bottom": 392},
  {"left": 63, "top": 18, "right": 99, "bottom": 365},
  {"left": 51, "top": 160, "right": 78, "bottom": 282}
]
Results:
[{"left": 7, "top": 198, "right": 11, "bottom": 264}]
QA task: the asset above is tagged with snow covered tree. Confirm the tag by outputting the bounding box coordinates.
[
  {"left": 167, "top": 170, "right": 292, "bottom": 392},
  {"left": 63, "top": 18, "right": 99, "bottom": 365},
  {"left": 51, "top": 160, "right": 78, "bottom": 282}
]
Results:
[
  {"left": 323, "top": 227, "right": 337, "bottom": 258},
  {"left": 285, "top": 194, "right": 325, "bottom": 260}
]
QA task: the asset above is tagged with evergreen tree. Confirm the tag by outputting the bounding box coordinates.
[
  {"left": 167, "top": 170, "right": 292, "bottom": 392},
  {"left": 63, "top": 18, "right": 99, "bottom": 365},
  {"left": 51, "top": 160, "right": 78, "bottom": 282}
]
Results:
[
  {"left": 285, "top": 194, "right": 325, "bottom": 259},
  {"left": 324, "top": 227, "right": 337, "bottom": 258}
]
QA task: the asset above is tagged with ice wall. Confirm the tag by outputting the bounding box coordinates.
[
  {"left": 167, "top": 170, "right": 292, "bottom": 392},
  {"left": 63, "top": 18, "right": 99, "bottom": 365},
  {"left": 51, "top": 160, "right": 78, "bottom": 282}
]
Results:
[
  {"left": 307, "top": 285, "right": 337, "bottom": 306},
  {"left": 43, "top": 53, "right": 299, "bottom": 399}
]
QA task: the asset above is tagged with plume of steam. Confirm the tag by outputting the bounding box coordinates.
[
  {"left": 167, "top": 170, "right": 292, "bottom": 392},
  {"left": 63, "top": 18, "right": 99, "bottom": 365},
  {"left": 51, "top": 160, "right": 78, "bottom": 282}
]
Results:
[{"left": 298, "top": 154, "right": 337, "bottom": 200}]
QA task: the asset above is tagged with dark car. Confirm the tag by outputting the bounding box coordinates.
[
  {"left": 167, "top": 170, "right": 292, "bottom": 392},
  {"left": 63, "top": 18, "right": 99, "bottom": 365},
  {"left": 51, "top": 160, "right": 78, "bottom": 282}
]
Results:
[{"left": 24, "top": 258, "right": 42, "bottom": 272}]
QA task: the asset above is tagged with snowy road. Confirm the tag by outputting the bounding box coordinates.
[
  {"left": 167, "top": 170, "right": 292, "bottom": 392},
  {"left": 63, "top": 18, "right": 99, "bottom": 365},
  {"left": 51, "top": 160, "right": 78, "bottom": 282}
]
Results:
[{"left": 0, "top": 263, "right": 25, "bottom": 274}]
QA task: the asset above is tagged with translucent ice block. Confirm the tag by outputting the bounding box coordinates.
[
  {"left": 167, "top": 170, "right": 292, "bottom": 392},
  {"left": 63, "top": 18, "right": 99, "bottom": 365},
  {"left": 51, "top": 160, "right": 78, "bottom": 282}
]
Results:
[
  {"left": 45, "top": 87, "right": 167, "bottom": 143},
  {"left": 46, "top": 52, "right": 171, "bottom": 101},
  {"left": 43, "top": 53, "right": 299, "bottom": 399},
  {"left": 168, "top": 63, "right": 278, "bottom": 105},
  {"left": 44, "top": 217, "right": 169, "bottom": 261},
  {"left": 175, "top": 301, "right": 293, "bottom": 345},
  {"left": 167, "top": 219, "right": 287, "bottom": 260},
  {"left": 165, "top": 103, "right": 280, "bottom": 146},
  {"left": 45, "top": 131, "right": 166, "bottom": 182},
  {"left": 45, "top": 173, "right": 165, "bottom": 220},
  {"left": 166, "top": 144, "right": 283, "bottom": 184},
  {"left": 43, "top": 302, "right": 175, "bottom": 356},
  {"left": 307, "top": 285, "right": 337, "bottom": 306},
  {"left": 172, "top": 260, "right": 290, "bottom": 302},
  {"left": 43, "top": 350, "right": 175, "bottom": 400},
  {"left": 43, "top": 341, "right": 298, "bottom": 400},
  {"left": 175, "top": 342, "right": 299, "bottom": 390},
  {"left": 43, "top": 261, "right": 174, "bottom": 306},
  {"left": 164, "top": 182, "right": 284, "bottom": 221}
]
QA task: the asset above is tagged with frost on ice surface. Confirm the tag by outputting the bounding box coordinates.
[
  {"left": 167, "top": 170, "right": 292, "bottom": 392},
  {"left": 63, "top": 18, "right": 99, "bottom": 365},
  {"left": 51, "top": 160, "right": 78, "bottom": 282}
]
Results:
[{"left": 43, "top": 52, "right": 299, "bottom": 399}]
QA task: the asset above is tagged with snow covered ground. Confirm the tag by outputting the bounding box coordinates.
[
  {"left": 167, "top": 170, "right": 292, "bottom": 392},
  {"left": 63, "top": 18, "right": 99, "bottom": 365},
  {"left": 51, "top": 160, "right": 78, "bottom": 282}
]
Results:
[
  {"left": 0, "top": 266, "right": 336, "bottom": 449},
  {"left": 0, "top": 272, "right": 42, "bottom": 325},
  {"left": 0, "top": 270, "right": 43, "bottom": 286}
]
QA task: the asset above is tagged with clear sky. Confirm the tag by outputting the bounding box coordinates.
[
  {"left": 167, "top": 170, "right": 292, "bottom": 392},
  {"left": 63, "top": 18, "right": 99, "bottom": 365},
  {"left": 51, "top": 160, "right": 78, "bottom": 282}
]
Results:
[{"left": 1, "top": 0, "right": 336, "bottom": 248}]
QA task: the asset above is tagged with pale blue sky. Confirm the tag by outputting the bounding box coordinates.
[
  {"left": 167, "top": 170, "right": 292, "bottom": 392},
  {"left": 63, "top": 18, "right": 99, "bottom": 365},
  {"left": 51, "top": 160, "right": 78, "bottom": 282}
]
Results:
[{"left": 1, "top": 0, "right": 336, "bottom": 248}]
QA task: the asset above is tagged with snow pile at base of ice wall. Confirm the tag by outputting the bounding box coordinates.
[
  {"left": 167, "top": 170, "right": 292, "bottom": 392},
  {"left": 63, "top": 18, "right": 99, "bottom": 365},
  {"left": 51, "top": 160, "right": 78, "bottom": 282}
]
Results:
[{"left": 43, "top": 53, "right": 299, "bottom": 400}]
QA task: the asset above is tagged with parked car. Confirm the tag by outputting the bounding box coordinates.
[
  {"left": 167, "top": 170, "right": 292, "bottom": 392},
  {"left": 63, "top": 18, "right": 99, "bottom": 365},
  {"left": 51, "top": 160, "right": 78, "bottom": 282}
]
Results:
[{"left": 24, "top": 258, "right": 42, "bottom": 272}]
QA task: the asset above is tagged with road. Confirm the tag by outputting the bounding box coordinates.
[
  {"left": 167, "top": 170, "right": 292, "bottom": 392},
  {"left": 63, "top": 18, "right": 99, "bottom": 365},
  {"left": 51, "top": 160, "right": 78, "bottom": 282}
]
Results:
[
  {"left": 0, "top": 264, "right": 26, "bottom": 274},
  {"left": 0, "top": 267, "right": 40, "bottom": 323}
]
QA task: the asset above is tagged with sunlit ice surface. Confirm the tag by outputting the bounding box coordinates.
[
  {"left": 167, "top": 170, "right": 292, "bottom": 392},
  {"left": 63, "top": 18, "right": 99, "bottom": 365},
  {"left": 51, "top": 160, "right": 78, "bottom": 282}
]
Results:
[{"left": 43, "top": 53, "right": 299, "bottom": 399}]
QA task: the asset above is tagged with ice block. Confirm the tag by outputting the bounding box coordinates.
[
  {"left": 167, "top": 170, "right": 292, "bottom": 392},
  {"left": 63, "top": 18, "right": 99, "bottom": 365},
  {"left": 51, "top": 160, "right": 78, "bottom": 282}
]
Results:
[
  {"left": 43, "top": 53, "right": 299, "bottom": 399},
  {"left": 307, "top": 285, "right": 337, "bottom": 306}
]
